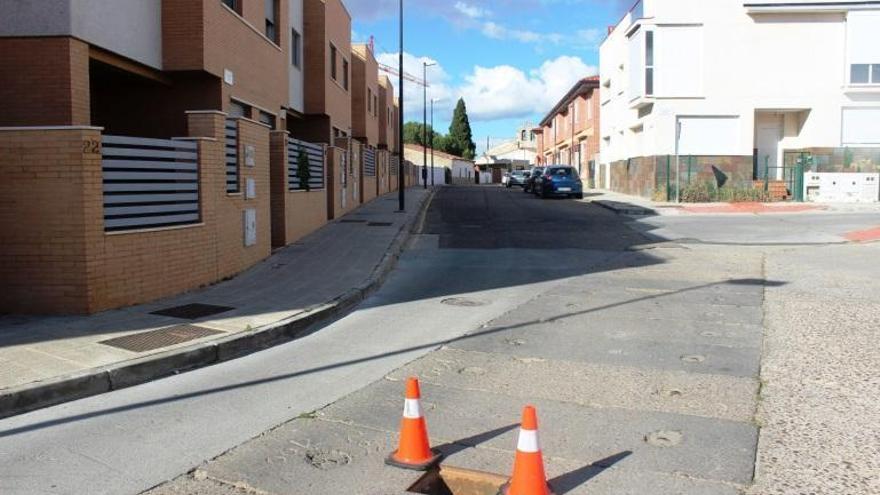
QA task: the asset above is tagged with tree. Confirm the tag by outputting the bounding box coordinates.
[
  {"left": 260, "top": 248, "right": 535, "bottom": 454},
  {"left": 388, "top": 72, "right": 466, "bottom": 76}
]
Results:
[
  {"left": 296, "top": 145, "right": 311, "bottom": 191},
  {"left": 447, "top": 98, "right": 476, "bottom": 160}
]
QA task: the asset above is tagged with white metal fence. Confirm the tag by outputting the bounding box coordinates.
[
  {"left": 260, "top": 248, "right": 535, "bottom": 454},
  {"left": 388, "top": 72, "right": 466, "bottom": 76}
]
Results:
[
  {"left": 225, "top": 119, "right": 239, "bottom": 193},
  {"left": 287, "top": 138, "right": 325, "bottom": 190},
  {"left": 363, "top": 148, "right": 376, "bottom": 176},
  {"left": 102, "top": 135, "right": 200, "bottom": 232}
]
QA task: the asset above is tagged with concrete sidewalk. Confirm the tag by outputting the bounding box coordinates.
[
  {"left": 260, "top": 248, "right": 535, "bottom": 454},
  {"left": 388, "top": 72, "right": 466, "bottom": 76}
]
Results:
[
  {"left": 0, "top": 188, "right": 433, "bottom": 419},
  {"left": 585, "top": 188, "right": 880, "bottom": 217}
]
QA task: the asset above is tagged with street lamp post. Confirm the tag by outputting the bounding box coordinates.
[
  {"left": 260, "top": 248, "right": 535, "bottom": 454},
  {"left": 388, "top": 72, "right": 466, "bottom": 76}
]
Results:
[
  {"left": 397, "top": 0, "right": 405, "bottom": 211},
  {"left": 430, "top": 98, "right": 435, "bottom": 186},
  {"left": 422, "top": 61, "right": 435, "bottom": 189}
]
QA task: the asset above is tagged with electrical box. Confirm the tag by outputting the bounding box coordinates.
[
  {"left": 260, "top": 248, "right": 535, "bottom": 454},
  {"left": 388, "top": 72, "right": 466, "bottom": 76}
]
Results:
[
  {"left": 804, "top": 172, "right": 880, "bottom": 203},
  {"left": 244, "top": 209, "right": 256, "bottom": 247}
]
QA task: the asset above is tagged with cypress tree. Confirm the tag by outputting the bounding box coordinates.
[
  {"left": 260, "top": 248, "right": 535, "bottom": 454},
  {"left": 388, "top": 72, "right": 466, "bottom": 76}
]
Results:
[{"left": 447, "top": 98, "right": 476, "bottom": 159}]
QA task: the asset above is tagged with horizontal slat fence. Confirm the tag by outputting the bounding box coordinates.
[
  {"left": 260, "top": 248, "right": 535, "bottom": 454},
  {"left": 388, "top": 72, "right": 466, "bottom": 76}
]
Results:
[
  {"left": 287, "top": 138, "right": 325, "bottom": 190},
  {"left": 102, "top": 135, "right": 200, "bottom": 232},
  {"left": 225, "top": 119, "right": 239, "bottom": 193},
  {"left": 390, "top": 155, "right": 399, "bottom": 175},
  {"left": 364, "top": 148, "right": 376, "bottom": 176}
]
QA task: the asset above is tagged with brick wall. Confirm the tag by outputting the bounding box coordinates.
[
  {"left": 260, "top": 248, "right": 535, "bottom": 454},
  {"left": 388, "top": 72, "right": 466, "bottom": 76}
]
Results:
[
  {"left": 0, "top": 111, "right": 274, "bottom": 314},
  {"left": 0, "top": 37, "right": 90, "bottom": 126}
]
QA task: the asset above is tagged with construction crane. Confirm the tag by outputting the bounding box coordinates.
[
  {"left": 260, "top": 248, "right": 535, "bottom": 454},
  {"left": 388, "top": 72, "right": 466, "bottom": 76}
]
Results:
[
  {"left": 371, "top": 36, "right": 428, "bottom": 87},
  {"left": 377, "top": 62, "right": 428, "bottom": 87}
]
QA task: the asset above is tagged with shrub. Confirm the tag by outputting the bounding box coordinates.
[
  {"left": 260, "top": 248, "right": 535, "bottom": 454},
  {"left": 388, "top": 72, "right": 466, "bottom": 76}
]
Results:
[
  {"left": 296, "top": 146, "right": 311, "bottom": 191},
  {"left": 679, "top": 181, "right": 770, "bottom": 203}
]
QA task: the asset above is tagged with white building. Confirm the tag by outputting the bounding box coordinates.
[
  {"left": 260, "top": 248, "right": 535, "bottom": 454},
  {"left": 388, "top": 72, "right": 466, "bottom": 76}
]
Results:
[
  {"left": 600, "top": 0, "right": 880, "bottom": 199},
  {"left": 475, "top": 123, "right": 538, "bottom": 170}
]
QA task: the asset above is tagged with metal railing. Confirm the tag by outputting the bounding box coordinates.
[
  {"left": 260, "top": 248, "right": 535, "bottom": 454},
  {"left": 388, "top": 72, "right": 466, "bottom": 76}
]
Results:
[
  {"left": 102, "top": 135, "right": 200, "bottom": 232},
  {"left": 287, "top": 137, "right": 325, "bottom": 191},
  {"left": 363, "top": 148, "right": 376, "bottom": 176},
  {"left": 225, "top": 119, "right": 239, "bottom": 193}
]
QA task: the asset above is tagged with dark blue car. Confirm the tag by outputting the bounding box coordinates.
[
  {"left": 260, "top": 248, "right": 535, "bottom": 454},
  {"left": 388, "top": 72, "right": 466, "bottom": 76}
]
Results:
[{"left": 534, "top": 165, "right": 583, "bottom": 199}]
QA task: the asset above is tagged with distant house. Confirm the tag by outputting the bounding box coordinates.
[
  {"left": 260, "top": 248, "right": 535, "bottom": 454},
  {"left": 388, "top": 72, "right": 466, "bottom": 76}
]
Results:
[
  {"left": 403, "top": 144, "right": 474, "bottom": 184},
  {"left": 476, "top": 123, "right": 538, "bottom": 172}
]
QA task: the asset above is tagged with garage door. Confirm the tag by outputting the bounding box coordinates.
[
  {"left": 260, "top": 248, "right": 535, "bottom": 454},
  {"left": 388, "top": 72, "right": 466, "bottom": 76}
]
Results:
[
  {"left": 842, "top": 107, "right": 880, "bottom": 145},
  {"left": 677, "top": 116, "right": 741, "bottom": 156}
]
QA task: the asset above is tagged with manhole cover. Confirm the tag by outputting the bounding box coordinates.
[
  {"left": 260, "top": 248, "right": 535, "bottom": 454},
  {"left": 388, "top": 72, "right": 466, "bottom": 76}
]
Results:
[
  {"left": 645, "top": 430, "right": 683, "bottom": 447},
  {"left": 367, "top": 221, "right": 394, "bottom": 227},
  {"left": 151, "top": 303, "right": 234, "bottom": 320},
  {"left": 441, "top": 297, "right": 488, "bottom": 307},
  {"left": 305, "top": 449, "right": 351, "bottom": 470},
  {"left": 99, "top": 325, "right": 223, "bottom": 352}
]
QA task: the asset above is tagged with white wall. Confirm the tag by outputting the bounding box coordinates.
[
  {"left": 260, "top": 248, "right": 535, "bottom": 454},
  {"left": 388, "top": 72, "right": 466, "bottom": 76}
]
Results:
[
  {"left": 599, "top": 0, "right": 880, "bottom": 166},
  {"left": 288, "top": 0, "right": 305, "bottom": 113}
]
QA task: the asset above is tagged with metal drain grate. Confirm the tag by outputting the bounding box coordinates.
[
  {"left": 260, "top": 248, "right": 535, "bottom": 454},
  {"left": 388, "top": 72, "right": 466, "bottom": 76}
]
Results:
[
  {"left": 99, "top": 325, "right": 223, "bottom": 352},
  {"left": 340, "top": 219, "right": 367, "bottom": 223},
  {"left": 150, "top": 303, "right": 234, "bottom": 319},
  {"left": 367, "top": 222, "right": 393, "bottom": 227}
]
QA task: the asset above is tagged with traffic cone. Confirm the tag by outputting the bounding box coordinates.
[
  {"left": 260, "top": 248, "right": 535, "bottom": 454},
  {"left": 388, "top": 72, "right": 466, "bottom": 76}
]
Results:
[
  {"left": 385, "top": 377, "right": 442, "bottom": 470},
  {"left": 499, "top": 405, "right": 555, "bottom": 495}
]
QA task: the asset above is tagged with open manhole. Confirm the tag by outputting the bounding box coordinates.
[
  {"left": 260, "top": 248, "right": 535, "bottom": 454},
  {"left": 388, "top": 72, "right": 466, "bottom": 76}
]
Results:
[
  {"left": 367, "top": 221, "right": 394, "bottom": 227},
  {"left": 409, "top": 466, "right": 508, "bottom": 495},
  {"left": 150, "top": 303, "right": 234, "bottom": 319},
  {"left": 99, "top": 324, "right": 223, "bottom": 352},
  {"left": 441, "top": 297, "right": 488, "bottom": 307}
]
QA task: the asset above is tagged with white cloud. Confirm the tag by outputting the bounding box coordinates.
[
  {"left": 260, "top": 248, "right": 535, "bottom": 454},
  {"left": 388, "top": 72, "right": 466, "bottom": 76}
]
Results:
[
  {"left": 460, "top": 55, "right": 597, "bottom": 121},
  {"left": 376, "top": 51, "right": 597, "bottom": 124},
  {"left": 453, "top": 2, "right": 488, "bottom": 19}
]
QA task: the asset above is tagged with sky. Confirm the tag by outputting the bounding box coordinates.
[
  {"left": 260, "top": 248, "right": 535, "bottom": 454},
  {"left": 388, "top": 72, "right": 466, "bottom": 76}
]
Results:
[{"left": 347, "top": 0, "right": 631, "bottom": 153}]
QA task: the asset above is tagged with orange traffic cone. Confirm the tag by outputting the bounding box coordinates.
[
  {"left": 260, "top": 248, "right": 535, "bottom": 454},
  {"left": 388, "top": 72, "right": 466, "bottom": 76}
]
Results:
[
  {"left": 499, "top": 405, "right": 555, "bottom": 495},
  {"left": 385, "top": 377, "right": 443, "bottom": 470}
]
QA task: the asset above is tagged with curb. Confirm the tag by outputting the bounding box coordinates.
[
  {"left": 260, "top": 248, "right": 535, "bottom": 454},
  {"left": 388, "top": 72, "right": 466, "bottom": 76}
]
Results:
[
  {"left": 0, "top": 189, "right": 436, "bottom": 420},
  {"left": 591, "top": 200, "right": 657, "bottom": 216}
]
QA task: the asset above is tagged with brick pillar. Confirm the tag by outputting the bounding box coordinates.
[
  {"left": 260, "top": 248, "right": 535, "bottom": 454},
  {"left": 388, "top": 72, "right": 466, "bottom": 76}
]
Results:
[
  {"left": 0, "top": 127, "right": 103, "bottom": 314},
  {"left": 270, "top": 130, "right": 290, "bottom": 248}
]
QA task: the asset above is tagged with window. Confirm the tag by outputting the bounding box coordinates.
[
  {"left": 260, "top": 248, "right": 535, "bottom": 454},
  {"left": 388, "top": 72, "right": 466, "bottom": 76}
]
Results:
[
  {"left": 645, "top": 30, "right": 654, "bottom": 96},
  {"left": 374, "top": 95, "right": 378, "bottom": 116},
  {"left": 229, "top": 100, "right": 250, "bottom": 118},
  {"left": 221, "top": 0, "right": 240, "bottom": 14},
  {"left": 850, "top": 64, "right": 880, "bottom": 85},
  {"left": 330, "top": 44, "right": 337, "bottom": 80},
  {"left": 265, "top": 0, "right": 278, "bottom": 43},
  {"left": 368, "top": 89, "right": 372, "bottom": 112},
  {"left": 291, "top": 29, "right": 301, "bottom": 68},
  {"left": 847, "top": 12, "right": 880, "bottom": 85},
  {"left": 521, "top": 130, "right": 527, "bottom": 141},
  {"left": 343, "top": 59, "right": 349, "bottom": 90},
  {"left": 258, "top": 110, "right": 276, "bottom": 129}
]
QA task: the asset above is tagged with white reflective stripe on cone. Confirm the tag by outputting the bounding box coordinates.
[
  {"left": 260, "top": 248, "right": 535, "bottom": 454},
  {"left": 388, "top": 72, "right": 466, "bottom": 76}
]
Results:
[
  {"left": 516, "top": 429, "right": 540, "bottom": 453},
  {"left": 403, "top": 398, "right": 423, "bottom": 419}
]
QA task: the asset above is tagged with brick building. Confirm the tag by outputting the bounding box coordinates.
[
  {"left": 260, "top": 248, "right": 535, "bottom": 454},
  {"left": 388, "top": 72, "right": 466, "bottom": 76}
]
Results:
[
  {"left": 0, "top": 0, "right": 400, "bottom": 314},
  {"left": 535, "top": 76, "right": 601, "bottom": 185}
]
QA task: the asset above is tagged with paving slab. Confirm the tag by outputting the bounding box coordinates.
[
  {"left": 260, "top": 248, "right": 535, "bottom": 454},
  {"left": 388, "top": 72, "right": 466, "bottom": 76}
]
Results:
[
  {"left": 320, "top": 379, "right": 758, "bottom": 485},
  {"left": 388, "top": 348, "right": 758, "bottom": 422}
]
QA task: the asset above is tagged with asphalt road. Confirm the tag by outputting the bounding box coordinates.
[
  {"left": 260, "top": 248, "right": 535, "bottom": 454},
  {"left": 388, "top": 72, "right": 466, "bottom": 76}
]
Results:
[
  {"left": 143, "top": 186, "right": 766, "bottom": 494},
  {"left": 0, "top": 186, "right": 647, "bottom": 495}
]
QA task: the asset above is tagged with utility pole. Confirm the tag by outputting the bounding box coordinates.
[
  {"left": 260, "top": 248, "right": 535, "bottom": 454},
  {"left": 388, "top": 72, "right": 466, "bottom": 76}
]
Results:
[
  {"left": 397, "top": 0, "right": 404, "bottom": 211},
  {"left": 422, "top": 62, "right": 435, "bottom": 189},
  {"left": 430, "top": 98, "right": 435, "bottom": 186}
]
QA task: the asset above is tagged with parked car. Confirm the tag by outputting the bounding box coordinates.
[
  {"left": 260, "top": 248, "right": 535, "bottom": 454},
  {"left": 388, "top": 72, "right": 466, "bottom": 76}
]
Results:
[
  {"left": 523, "top": 167, "right": 544, "bottom": 193},
  {"left": 534, "top": 165, "right": 583, "bottom": 199},
  {"left": 506, "top": 170, "right": 529, "bottom": 188}
]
